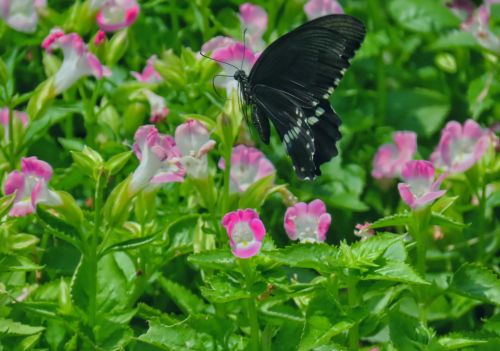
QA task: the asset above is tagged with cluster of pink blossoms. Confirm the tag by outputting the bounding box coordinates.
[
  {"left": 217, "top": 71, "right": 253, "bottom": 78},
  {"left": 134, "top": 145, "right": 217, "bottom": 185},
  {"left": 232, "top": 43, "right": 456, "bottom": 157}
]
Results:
[
  {"left": 223, "top": 199, "right": 332, "bottom": 259},
  {"left": 371, "top": 119, "right": 493, "bottom": 211}
]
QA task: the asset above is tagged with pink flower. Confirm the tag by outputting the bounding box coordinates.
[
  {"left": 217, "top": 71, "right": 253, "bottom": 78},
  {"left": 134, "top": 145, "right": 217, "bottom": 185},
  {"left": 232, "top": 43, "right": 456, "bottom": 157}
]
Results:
[
  {"left": 222, "top": 209, "right": 266, "bottom": 258},
  {"left": 239, "top": 3, "right": 267, "bottom": 51},
  {"left": 94, "top": 30, "right": 107, "bottom": 46},
  {"left": 431, "top": 119, "right": 490, "bottom": 173},
  {"left": 4, "top": 157, "right": 61, "bottom": 217},
  {"left": 175, "top": 120, "right": 216, "bottom": 179},
  {"left": 142, "top": 90, "right": 169, "bottom": 124},
  {"left": 0, "top": 108, "right": 28, "bottom": 141},
  {"left": 284, "top": 199, "right": 331, "bottom": 243},
  {"left": 0, "top": 0, "right": 45, "bottom": 33},
  {"left": 372, "top": 131, "right": 417, "bottom": 180},
  {"left": 218, "top": 144, "right": 275, "bottom": 193},
  {"left": 131, "top": 55, "right": 163, "bottom": 83},
  {"left": 41, "top": 29, "right": 111, "bottom": 94},
  {"left": 304, "top": 0, "right": 343, "bottom": 21},
  {"left": 354, "top": 222, "right": 375, "bottom": 240},
  {"left": 94, "top": 0, "right": 140, "bottom": 32},
  {"left": 131, "top": 125, "right": 185, "bottom": 193},
  {"left": 398, "top": 161, "right": 446, "bottom": 210}
]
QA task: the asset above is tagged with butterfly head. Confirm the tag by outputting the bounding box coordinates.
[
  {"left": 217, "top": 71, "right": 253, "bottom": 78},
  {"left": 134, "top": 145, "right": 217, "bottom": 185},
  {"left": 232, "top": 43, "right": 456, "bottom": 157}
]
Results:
[{"left": 233, "top": 69, "right": 247, "bottom": 83}]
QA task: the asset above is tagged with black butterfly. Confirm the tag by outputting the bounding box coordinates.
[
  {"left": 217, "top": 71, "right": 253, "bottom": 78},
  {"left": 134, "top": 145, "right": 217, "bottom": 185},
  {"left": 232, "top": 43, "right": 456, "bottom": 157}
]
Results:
[{"left": 234, "top": 14, "right": 366, "bottom": 180}]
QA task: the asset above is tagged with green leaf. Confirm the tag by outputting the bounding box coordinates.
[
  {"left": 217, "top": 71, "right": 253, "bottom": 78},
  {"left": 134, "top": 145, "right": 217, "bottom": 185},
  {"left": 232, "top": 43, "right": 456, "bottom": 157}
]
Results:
[
  {"left": 386, "top": 89, "right": 450, "bottom": 137},
  {"left": 370, "top": 212, "right": 411, "bottom": 229},
  {"left": 351, "top": 233, "right": 403, "bottom": 262},
  {"left": 105, "top": 150, "right": 133, "bottom": 175},
  {"left": 434, "top": 333, "right": 487, "bottom": 350},
  {"left": 299, "top": 292, "right": 354, "bottom": 351},
  {"left": 389, "top": 308, "right": 433, "bottom": 351},
  {"left": 265, "top": 244, "right": 337, "bottom": 273},
  {"left": 238, "top": 173, "right": 282, "bottom": 209},
  {"left": 449, "top": 263, "right": 500, "bottom": 306},
  {"left": 388, "top": 0, "right": 460, "bottom": 33},
  {"left": 0, "top": 254, "right": 42, "bottom": 272},
  {"left": 430, "top": 31, "right": 479, "bottom": 51},
  {"left": 364, "top": 261, "right": 429, "bottom": 285},
  {"left": 0, "top": 194, "right": 15, "bottom": 218},
  {"left": 100, "top": 234, "right": 158, "bottom": 257},
  {"left": 431, "top": 196, "right": 459, "bottom": 214},
  {"left": 188, "top": 249, "right": 236, "bottom": 271},
  {"left": 157, "top": 277, "right": 207, "bottom": 315},
  {"left": 0, "top": 318, "right": 44, "bottom": 335},
  {"left": 137, "top": 319, "right": 215, "bottom": 351},
  {"left": 200, "top": 273, "right": 261, "bottom": 303},
  {"left": 8, "top": 233, "right": 39, "bottom": 251},
  {"left": 37, "top": 206, "right": 80, "bottom": 238},
  {"left": 430, "top": 212, "right": 467, "bottom": 229}
]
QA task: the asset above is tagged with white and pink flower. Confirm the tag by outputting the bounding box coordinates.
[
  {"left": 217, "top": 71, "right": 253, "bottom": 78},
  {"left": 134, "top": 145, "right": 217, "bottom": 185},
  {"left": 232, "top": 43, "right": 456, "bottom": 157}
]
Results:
[
  {"left": 41, "top": 29, "right": 110, "bottom": 94},
  {"left": 142, "top": 90, "right": 169, "bottom": 124},
  {"left": 131, "top": 55, "right": 163, "bottom": 83},
  {"left": 218, "top": 144, "right": 275, "bottom": 193},
  {"left": 354, "top": 222, "right": 375, "bottom": 240},
  {"left": 431, "top": 119, "right": 490, "bottom": 173},
  {"left": 0, "top": 0, "right": 46, "bottom": 33},
  {"left": 398, "top": 160, "right": 446, "bottom": 210},
  {"left": 0, "top": 108, "right": 28, "bottom": 142},
  {"left": 284, "top": 199, "right": 331, "bottom": 243},
  {"left": 304, "top": 0, "right": 343, "bottom": 21},
  {"left": 92, "top": 0, "right": 140, "bottom": 32},
  {"left": 175, "top": 120, "right": 216, "bottom": 179},
  {"left": 222, "top": 208, "right": 266, "bottom": 258},
  {"left": 449, "top": 0, "right": 500, "bottom": 53},
  {"left": 130, "top": 125, "right": 185, "bottom": 193},
  {"left": 239, "top": 3, "right": 267, "bottom": 51},
  {"left": 372, "top": 131, "right": 417, "bottom": 180},
  {"left": 4, "top": 157, "right": 61, "bottom": 217}
]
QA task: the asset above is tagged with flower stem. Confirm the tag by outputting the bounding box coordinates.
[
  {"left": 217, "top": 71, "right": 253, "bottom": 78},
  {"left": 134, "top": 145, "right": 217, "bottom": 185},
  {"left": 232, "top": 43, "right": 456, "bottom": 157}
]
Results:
[
  {"left": 347, "top": 274, "right": 359, "bottom": 350},
  {"left": 221, "top": 146, "right": 231, "bottom": 214},
  {"left": 411, "top": 209, "right": 430, "bottom": 326},
  {"left": 240, "top": 259, "right": 260, "bottom": 351},
  {"left": 477, "top": 184, "right": 487, "bottom": 262},
  {"left": 88, "top": 167, "right": 106, "bottom": 328}
]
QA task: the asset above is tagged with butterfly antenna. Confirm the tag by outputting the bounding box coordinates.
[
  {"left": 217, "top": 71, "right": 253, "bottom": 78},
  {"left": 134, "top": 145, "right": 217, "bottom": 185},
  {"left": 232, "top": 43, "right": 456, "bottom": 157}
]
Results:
[
  {"left": 200, "top": 51, "right": 241, "bottom": 71},
  {"left": 241, "top": 28, "right": 248, "bottom": 71},
  {"left": 211, "top": 74, "right": 233, "bottom": 101}
]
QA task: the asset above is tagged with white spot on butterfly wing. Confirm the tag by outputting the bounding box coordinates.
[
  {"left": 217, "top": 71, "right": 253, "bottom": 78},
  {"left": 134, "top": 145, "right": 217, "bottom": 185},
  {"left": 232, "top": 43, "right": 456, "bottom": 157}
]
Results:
[
  {"left": 315, "top": 107, "right": 325, "bottom": 116},
  {"left": 308, "top": 116, "right": 319, "bottom": 125}
]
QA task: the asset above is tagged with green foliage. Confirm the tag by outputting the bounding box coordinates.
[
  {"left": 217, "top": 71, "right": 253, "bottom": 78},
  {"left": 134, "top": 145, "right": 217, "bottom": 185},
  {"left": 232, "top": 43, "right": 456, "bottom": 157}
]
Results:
[{"left": 0, "top": 0, "right": 498, "bottom": 350}]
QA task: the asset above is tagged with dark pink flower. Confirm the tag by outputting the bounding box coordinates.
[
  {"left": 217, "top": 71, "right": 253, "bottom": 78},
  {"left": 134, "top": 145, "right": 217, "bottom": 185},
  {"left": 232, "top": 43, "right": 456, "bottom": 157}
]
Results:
[
  {"left": 94, "top": 0, "right": 140, "bottom": 32},
  {"left": 131, "top": 55, "right": 163, "bottom": 83},
  {"left": 41, "top": 29, "right": 111, "bottom": 94},
  {"left": 218, "top": 144, "right": 275, "bottom": 193},
  {"left": 131, "top": 125, "right": 185, "bottom": 192},
  {"left": 354, "top": 222, "right": 375, "bottom": 240},
  {"left": 94, "top": 30, "right": 107, "bottom": 46},
  {"left": 4, "top": 157, "right": 61, "bottom": 217},
  {"left": 175, "top": 120, "right": 216, "bottom": 179},
  {"left": 398, "top": 161, "right": 446, "bottom": 210},
  {"left": 0, "top": 107, "right": 28, "bottom": 141},
  {"left": 222, "top": 209, "right": 266, "bottom": 258},
  {"left": 431, "top": 119, "right": 490, "bottom": 173},
  {"left": 372, "top": 131, "right": 417, "bottom": 180},
  {"left": 304, "top": 0, "right": 343, "bottom": 20},
  {"left": 284, "top": 199, "right": 331, "bottom": 243}
]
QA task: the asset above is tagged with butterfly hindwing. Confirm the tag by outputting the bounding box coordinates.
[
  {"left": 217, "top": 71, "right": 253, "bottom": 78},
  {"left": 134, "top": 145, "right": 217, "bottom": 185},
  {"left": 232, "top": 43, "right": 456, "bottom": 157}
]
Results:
[{"left": 252, "top": 84, "right": 317, "bottom": 179}]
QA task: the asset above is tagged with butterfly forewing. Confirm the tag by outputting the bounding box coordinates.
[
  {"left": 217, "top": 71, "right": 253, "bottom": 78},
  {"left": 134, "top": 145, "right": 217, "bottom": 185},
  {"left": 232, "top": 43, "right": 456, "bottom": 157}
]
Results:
[{"left": 247, "top": 14, "right": 365, "bottom": 179}]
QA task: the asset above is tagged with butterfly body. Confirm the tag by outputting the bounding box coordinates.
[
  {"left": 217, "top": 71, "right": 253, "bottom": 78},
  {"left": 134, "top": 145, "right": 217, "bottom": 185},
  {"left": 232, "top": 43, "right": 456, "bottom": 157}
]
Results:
[{"left": 235, "top": 15, "right": 366, "bottom": 180}]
